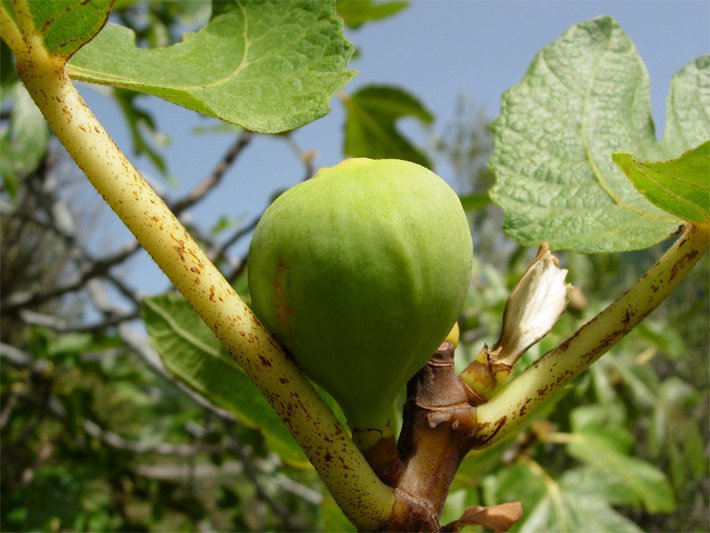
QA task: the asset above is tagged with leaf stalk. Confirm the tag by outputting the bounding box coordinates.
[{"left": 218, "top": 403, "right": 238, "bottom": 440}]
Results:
[{"left": 474, "top": 223, "right": 709, "bottom": 447}]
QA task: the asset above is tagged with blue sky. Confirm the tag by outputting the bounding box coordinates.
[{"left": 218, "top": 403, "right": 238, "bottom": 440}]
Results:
[{"left": 78, "top": 1, "right": 709, "bottom": 295}]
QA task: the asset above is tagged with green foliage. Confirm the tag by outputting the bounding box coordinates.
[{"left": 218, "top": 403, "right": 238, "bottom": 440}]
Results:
[
  {"left": 14, "top": 0, "right": 112, "bottom": 59},
  {"left": 2, "top": 2, "right": 707, "bottom": 531},
  {"left": 565, "top": 422, "right": 675, "bottom": 513},
  {"left": 663, "top": 56, "right": 710, "bottom": 156},
  {"left": 613, "top": 141, "right": 710, "bottom": 223},
  {"left": 448, "top": 230, "right": 707, "bottom": 531},
  {"left": 68, "top": 1, "right": 355, "bottom": 133},
  {"left": 142, "top": 293, "right": 308, "bottom": 465},
  {"left": 1, "top": 322, "right": 320, "bottom": 531},
  {"left": 343, "top": 85, "right": 434, "bottom": 168},
  {"left": 490, "top": 17, "right": 709, "bottom": 252},
  {"left": 113, "top": 88, "right": 169, "bottom": 175},
  {"left": 0, "top": 39, "right": 18, "bottom": 90},
  {"left": 484, "top": 461, "right": 644, "bottom": 532},
  {"left": 650, "top": 378, "right": 706, "bottom": 490},
  {"left": 336, "top": 0, "right": 409, "bottom": 29},
  {"left": 459, "top": 192, "right": 491, "bottom": 212},
  {"left": 0, "top": 83, "right": 49, "bottom": 196}
]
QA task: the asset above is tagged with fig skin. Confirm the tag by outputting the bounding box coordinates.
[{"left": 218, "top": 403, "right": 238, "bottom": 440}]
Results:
[{"left": 248, "top": 158, "right": 473, "bottom": 430}]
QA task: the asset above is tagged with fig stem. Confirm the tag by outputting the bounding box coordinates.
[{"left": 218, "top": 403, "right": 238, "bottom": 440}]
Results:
[
  {"left": 1, "top": 11, "right": 395, "bottom": 530},
  {"left": 474, "top": 223, "right": 709, "bottom": 448},
  {"left": 385, "top": 342, "right": 478, "bottom": 530}
]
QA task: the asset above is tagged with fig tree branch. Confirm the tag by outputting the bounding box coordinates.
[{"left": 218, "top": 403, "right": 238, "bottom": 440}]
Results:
[
  {"left": 474, "top": 223, "right": 709, "bottom": 447},
  {"left": 1, "top": 11, "right": 396, "bottom": 529}
]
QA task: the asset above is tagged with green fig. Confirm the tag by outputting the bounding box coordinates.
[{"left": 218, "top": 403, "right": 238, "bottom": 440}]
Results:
[{"left": 248, "top": 158, "right": 472, "bottom": 430}]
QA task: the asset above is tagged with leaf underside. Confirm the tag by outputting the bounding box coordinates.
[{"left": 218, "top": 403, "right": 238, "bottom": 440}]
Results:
[
  {"left": 142, "top": 294, "right": 308, "bottom": 466},
  {"left": 490, "top": 16, "right": 710, "bottom": 252},
  {"left": 68, "top": 0, "right": 354, "bottom": 133}
]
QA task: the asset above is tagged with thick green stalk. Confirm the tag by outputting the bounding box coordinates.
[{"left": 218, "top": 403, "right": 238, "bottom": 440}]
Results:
[
  {"left": 474, "top": 223, "right": 709, "bottom": 447},
  {"left": 1, "top": 9, "right": 394, "bottom": 529}
]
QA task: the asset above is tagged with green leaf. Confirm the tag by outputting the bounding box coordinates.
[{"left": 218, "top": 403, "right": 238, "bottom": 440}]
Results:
[
  {"left": 68, "top": 1, "right": 355, "bottom": 133},
  {"left": 459, "top": 192, "right": 491, "bottom": 211},
  {"left": 113, "top": 89, "right": 169, "bottom": 175},
  {"left": 343, "top": 85, "right": 434, "bottom": 168},
  {"left": 613, "top": 141, "right": 710, "bottom": 223},
  {"left": 452, "top": 439, "right": 512, "bottom": 491},
  {"left": 490, "top": 17, "right": 709, "bottom": 252},
  {"left": 662, "top": 56, "right": 710, "bottom": 155},
  {"left": 336, "top": 0, "right": 409, "bottom": 29},
  {"left": 521, "top": 490, "right": 642, "bottom": 533},
  {"left": 484, "top": 462, "right": 642, "bottom": 533},
  {"left": 141, "top": 293, "right": 308, "bottom": 466},
  {"left": 47, "top": 332, "right": 94, "bottom": 357},
  {"left": 483, "top": 462, "right": 545, "bottom": 516},
  {"left": 560, "top": 466, "right": 640, "bottom": 508},
  {"left": 1, "top": 40, "right": 18, "bottom": 96},
  {"left": 605, "top": 353, "right": 659, "bottom": 407},
  {"left": 569, "top": 403, "right": 627, "bottom": 434},
  {"left": 18, "top": 0, "right": 112, "bottom": 59},
  {"left": 321, "top": 493, "right": 357, "bottom": 532},
  {"left": 566, "top": 426, "right": 676, "bottom": 513},
  {"left": 649, "top": 377, "right": 704, "bottom": 488},
  {"left": 0, "top": 83, "right": 50, "bottom": 189}
]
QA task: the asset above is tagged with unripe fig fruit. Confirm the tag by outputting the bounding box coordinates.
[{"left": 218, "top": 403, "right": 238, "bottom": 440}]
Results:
[{"left": 248, "top": 158, "right": 472, "bottom": 430}]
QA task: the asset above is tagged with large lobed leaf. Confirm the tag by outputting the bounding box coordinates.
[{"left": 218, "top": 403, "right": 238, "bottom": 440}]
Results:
[
  {"left": 68, "top": 0, "right": 355, "bottom": 133},
  {"left": 490, "top": 16, "right": 709, "bottom": 252},
  {"left": 142, "top": 294, "right": 308, "bottom": 466}
]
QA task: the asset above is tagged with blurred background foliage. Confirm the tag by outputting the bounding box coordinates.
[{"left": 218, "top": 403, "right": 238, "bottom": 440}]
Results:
[{"left": 1, "top": 1, "right": 707, "bottom": 531}]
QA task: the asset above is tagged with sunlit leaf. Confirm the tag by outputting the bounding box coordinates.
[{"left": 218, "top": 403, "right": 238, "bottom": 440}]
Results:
[
  {"left": 343, "top": 85, "right": 434, "bottom": 168},
  {"left": 491, "top": 17, "right": 709, "bottom": 252},
  {"left": 613, "top": 141, "right": 710, "bottom": 223},
  {"left": 142, "top": 293, "right": 308, "bottom": 466},
  {"left": 68, "top": 1, "right": 355, "bottom": 133}
]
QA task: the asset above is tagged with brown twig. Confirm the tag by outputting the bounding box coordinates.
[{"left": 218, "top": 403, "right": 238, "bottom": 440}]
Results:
[{"left": 1, "top": 241, "right": 140, "bottom": 312}]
